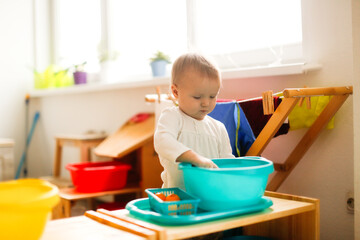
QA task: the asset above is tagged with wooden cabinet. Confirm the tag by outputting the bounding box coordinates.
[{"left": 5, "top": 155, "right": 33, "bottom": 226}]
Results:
[{"left": 137, "top": 140, "right": 163, "bottom": 197}]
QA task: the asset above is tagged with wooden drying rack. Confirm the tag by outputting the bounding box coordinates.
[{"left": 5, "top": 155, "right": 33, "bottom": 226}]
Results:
[
  {"left": 145, "top": 86, "right": 353, "bottom": 191},
  {"left": 246, "top": 86, "right": 353, "bottom": 190}
]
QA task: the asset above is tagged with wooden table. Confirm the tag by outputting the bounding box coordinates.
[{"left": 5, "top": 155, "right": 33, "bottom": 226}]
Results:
[{"left": 41, "top": 191, "right": 319, "bottom": 240}]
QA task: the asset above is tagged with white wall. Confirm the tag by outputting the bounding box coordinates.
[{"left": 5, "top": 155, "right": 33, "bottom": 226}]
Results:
[
  {"left": 219, "top": 1, "right": 356, "bottom": 239},
  {"left": 352, "top": 0, "right": 360, "bottom": 239},
  {"left": 27, "top": 86, "right": 160, "bottom": 178},
  {"left": 0, "top": 0, "right": 33, "bottom": 175},
  {"left": 1, "top": 0, "right": 358, "bottom": 239}
]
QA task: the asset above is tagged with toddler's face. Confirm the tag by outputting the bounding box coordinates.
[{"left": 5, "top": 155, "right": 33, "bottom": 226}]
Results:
[{"left": 172, "top": 69, "right": 220, "bottom": 120}]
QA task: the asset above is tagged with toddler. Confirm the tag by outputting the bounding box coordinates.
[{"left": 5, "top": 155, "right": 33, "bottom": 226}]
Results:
[{"left": 154, "top": 53, "right": 234, "bottom": 190}]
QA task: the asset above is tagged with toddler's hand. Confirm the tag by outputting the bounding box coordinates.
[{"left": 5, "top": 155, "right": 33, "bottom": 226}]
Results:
[
  {"left": 196, "top": 157, "right": 218, "bottom": 169},
  {"left": 176, "top": 150, "right": 218, "bottom": 168}
]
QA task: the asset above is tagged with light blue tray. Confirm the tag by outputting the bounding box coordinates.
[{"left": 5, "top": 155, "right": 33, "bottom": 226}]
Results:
[{"left": 125, "top": 197, "right": 273, "bottom": 225}]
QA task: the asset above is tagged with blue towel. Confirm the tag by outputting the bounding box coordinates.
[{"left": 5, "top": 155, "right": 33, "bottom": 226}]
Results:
[{"left": 208, "top": 101, "right": 255, "bottom": 157}]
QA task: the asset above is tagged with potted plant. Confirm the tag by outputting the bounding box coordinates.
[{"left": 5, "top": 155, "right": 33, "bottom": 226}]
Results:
[
  {"left": 73, "top": 61, "right": 87, "bottom": 85},
  {"left": 34, "top": 65, "right": 73, "bottom": 89},
  {"left": 97, "top": 42, "right": 120, "bottom": 83},
  {"left": 150, "top": 51, "right": 171, "bottom": 77}
]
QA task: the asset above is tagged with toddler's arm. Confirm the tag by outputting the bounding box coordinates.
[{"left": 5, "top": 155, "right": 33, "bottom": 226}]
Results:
[
  {"left": 177, "top": 150, "right": 218, "bottom": 168},
  {"left": 154, "top": 109, "right": 191, "bottom": 163},
  {"left": 154, "top": 108, "right": 218, "bottom": 169}
]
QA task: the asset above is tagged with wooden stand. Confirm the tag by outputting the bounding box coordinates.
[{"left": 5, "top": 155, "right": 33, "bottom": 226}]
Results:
[
  {"left": 245, "top": 86, "right": 353, "bottom": 191},
  {"left": 42, "top": 133, "right": 108, "bottom": 219},
  {"left": 57, "top": 185, "right": 142, "bottom": 218},
  {"left": 41, "top": 133, "right": 107, "bottom": 188},
  {"left": 51, "top": 116, "right": 163, "bottom": 219},
  {"left": 42, "top": 191, "right": 319, "bottom": 240},
  {"left": 53, "top": 134, "right": 107, "bottom": 176}
]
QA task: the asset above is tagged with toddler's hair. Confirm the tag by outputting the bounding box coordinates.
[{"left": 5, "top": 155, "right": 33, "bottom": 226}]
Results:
[{"left": 171, "top": 53, "right": 220, "bottom": 85}]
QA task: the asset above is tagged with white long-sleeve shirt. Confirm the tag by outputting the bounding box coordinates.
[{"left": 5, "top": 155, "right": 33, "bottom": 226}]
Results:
[{"left": 154, "top": 106, "right": 234, "bottom": 190}]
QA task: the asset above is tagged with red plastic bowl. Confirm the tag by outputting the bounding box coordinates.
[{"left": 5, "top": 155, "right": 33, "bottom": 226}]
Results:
[{"left": 66, "top": 161, "right": 131, "bottom": 193}]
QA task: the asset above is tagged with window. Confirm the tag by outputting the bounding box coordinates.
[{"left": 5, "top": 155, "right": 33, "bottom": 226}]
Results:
[
  {"left": 49, "top": 0, "right": 302, "bottom": 81},
  {"left": 108, "top": 0, "right": 187, "bottom": 78},
  {"left": 53, "top": 0, "right": 101, "bottom": 72},
  {"left": 194, "top": 0, "right": 303, "bottom": 69}
]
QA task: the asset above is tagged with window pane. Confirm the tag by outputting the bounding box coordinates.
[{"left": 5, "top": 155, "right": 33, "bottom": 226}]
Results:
[
  {"left": 54, "top": 0, "right": 101, "bottom": 72},
  {"left": 195, "top": 0, "right": 303, "bottom": 68},
  {"left": 109, "top": 0, "right": 187, "bottom": 78},
  {"left": 51, "top": 0, "right": 302, "bottom": 81}
]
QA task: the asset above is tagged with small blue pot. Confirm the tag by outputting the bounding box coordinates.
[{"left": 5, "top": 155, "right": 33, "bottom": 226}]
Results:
[{"left": 150, "top": 60, "right": 167, "bottom": 77}]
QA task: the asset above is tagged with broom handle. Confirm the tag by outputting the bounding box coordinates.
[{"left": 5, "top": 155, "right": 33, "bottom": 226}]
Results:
[{"left": 15, "top": 111, "right": 40, "bottom": 179}]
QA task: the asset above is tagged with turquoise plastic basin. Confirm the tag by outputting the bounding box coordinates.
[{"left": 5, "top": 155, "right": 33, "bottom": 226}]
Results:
[{"left": 178, "top": 157, "right": 274, "bottom": 211}]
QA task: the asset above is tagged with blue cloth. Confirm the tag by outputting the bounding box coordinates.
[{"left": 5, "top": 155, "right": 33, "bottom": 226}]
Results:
[{"left": 208, "top": 102, "right": 255, "bottom": 157}]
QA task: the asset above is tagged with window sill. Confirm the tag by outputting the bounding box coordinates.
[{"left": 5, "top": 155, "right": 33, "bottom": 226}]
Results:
[
  {"left": 221, "top": 62, "right": 321, "bottom": 79},
  {"left": 29, "top": 76, "right": 171, "bottom": 98},
  {"left": 29, "top": 63, "right": 321, "bottom": 98}
]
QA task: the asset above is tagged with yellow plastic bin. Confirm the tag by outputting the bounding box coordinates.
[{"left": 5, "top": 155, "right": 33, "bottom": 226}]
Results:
[{"left": 0, "top": 179, "right": 59, "bottom": 240}]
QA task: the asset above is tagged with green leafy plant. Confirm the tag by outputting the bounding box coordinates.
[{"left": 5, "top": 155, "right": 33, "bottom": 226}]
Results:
[
  {"left": 33, "top": 65, "right": 73, "bottom": 89},
  {"left": 98, "top": 51, "right": 120, "bottom": 63},
  {"left": 150, "top": 51, "right": 171, "bottom": 63},
  {"left": 73, "top": 61, "right": 87, "bottom": 72},
  {"left": 97, "top": 41, "right": 120, "bottom": 63}
]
